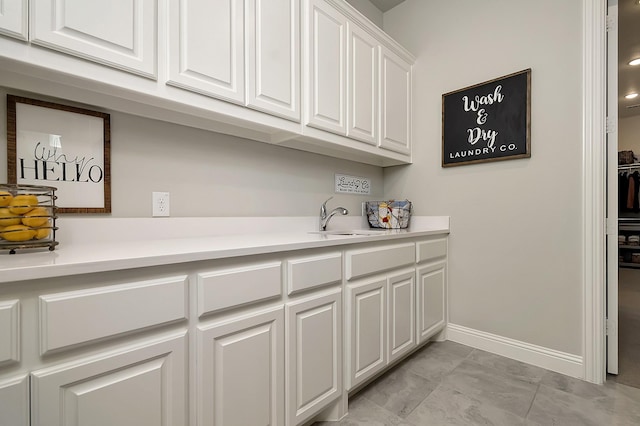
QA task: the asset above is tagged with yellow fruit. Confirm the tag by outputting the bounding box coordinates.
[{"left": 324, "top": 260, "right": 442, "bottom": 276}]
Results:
[
  {"left": 0, "top": 224, "right": 37, "bottom": 242},
  {"left": 0, "top": 208, "right": 22, "bottom": 227},
  {"left": 0, "top": 191, "right": 12, "bottom": 207},
  {"left": 22, "top": 207, "right": 49, "bottom": 227},
  {"left": 9, "top": 194, "right": 39, "bottom": 215},
  {"left": 35, "top": 227, "right": 51, "bottom": 240}
]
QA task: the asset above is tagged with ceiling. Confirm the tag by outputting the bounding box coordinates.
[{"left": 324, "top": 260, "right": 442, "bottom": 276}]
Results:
[
  {"left": 619, "top": 0, "right": 640, "bottom": 118},
  {"left": 367, "top": 0, "right": 405, "bottom": 13}
]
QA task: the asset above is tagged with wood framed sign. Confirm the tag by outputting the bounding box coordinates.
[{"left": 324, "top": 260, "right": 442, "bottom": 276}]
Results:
[
  {"left": 442, "top": 69, "right": 531, "bottom": 167},
  {"left": 7, "top": 95, "right": 111, "bottom": 213}
]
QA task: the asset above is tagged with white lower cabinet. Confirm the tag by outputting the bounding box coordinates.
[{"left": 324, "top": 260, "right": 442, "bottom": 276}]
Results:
[
  {"left": 30, "top": 332, "right": 188, "bottom": 426},
  {"left": 0, "top": 375, "right": 29, "bottom": 426},
  {"left": 0, "top": 235, "right": 447, "bottom": 426},
  {"left": 387, "top": 269, "right": 416, "bottom": 363},
  {"left": 346, "top": 268, "right": 416, "bottom": 391},
  {"left": 416, "top": 260, "right": 447, "bottom": 344},
  {"left": 286, "top": 288, "right": 343, "bottom": 426},
  {"left": 197, "top": 306, "right": 284, "bottom": 426},
  {"left": 346, "top": 278, "right": 386, "bottom": 390}
]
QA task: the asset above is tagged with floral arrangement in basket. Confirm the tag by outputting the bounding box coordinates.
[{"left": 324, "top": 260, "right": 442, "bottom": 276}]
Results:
[{"left": 365, "top": 200, "right": 412, "bottom": 229}]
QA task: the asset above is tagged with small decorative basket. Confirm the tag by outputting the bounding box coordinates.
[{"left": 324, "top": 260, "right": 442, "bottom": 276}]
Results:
[
  {"left": 0, "top": 184, "right": 59, "bottom": 254},
  {"left": 365, "top": 200, "right": 412, "bottom": 229}
]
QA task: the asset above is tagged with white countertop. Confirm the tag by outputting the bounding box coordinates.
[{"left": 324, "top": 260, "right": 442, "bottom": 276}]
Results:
[{"left": 0, "top": 216, "right": 449, "bottom": 283}]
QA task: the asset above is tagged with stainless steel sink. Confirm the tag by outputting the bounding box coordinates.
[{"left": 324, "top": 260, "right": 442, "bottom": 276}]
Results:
[{"left": 309, "top": 229, "right": 387, "bottom": 236}]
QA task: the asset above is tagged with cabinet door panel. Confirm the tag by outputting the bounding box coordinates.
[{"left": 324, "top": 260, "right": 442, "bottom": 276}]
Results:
[
  {"left": 286, "top": 289, "right": 342, "bottom": 426},
  {"left": 346, "top": 278, "right": 386, "bottom": 390},
  {"left": 387, "top": 270, "right": 416, "bottom": 364},
  {"left": 197, "top": 307, "right": 284, "bottom": 426},
  {"left": 31, "top": 333, "right": 187, "bottom": 426},
  {"left": 305, "top": 0, "right": 347, "bottom": 135},
  {"left": 31, "top": 0, "right": 157, "bottom": 78},
  {"left": 0, "top": 299, "right": 19, "bottom": 364},
  {"left": 0, "top": 0, "right": 28, "bottom": 40},
  {"left": 380, "top": 45, "right": 411, "bottom": 154},
  {"left": 416, "top": 261, "right": 446, "bottom": 344},
  {"left": 246, "top": 0, "right": 300, "bottom": 121},
  {"left": 0, "top": 375, "right": 29, "bottom": 426},
  {"left": 168, "top": 0, "right": 244, "bottom": 103},
  {"left": 347, "top": 22, "right": 377, "bottom": 145}
]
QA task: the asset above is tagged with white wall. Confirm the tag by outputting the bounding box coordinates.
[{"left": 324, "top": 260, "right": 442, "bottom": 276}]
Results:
[
  {"left": 619, "top": 115, "right": 640, "bottom": 153},
  {"left": 346, "top": 0, "right": 383, "bottom": 28},
  {"left": 383, "top": 0, "right": 583, "bottom": 355},
  {"left": 0, "top": 87, "right": 384, "bottom": 217}
]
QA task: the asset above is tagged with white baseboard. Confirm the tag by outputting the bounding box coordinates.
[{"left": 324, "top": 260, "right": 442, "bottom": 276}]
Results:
[{"left": 447, "top": 323, "right": 584, "bottom": 379}]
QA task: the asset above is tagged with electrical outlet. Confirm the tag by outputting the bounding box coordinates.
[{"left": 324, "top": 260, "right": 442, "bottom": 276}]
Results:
[{"left": 152, "top": 192, "right": 170, "bottom": 217}]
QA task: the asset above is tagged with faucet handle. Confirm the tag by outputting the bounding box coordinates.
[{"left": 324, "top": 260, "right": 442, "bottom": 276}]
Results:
[{"left": 321, "top": 196, "right": 333, "bottom": 215}]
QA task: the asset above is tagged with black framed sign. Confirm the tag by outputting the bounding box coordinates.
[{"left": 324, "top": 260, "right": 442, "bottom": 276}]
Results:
[{"left": 442, "top": 69, "right": 531, "bottom": 167}]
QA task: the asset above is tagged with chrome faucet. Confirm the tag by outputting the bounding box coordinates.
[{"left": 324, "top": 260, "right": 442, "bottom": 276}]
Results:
[{"left": 320, "top": 197, "right": 348, "bottom": 231}]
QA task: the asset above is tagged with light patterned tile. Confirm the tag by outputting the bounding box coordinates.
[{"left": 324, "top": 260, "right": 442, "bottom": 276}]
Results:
[
  {"left": 359, "top": 365, "right": 438, "bottom": 418},
  {"left": 440, "top": 360, "right": 538, "bottom": 417},
  {"left": 401, "top": 344, "right": 467, "bottom": 383},
  {"left": 405, "top": 384, "right": 527, "bottom": 426},
  {"left": 335, "top": 394, "right": 415, "bottom": 426},
  {"left": 427, "top": 340, "right": 475, "bottom": 358},
  {"left": 527, "top": 384, "right": 618, "bottom": 426},
  {"left": 467, "top": 349, "right": 547, "bottom": 384}
]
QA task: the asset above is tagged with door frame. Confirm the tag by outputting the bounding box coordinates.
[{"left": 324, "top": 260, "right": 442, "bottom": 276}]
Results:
[
  {"left": 583, "top": 0, "right": 607, "bottom": 384},
  {"left": 606, "top": 0, "right": 619, "bottom": 375}
]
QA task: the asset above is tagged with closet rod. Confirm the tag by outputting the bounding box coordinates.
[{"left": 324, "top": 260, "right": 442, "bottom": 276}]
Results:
[{"left": 618, "top": 163, "right": 640, "bottom": 170}]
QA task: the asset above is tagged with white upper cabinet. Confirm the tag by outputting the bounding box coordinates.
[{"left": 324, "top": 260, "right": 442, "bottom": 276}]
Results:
[
  {"left": 380, "top": 45, "right": 412, "bottom": 155},
  {"left": 347, "top": 22, "right": 378, "bottom": 145},
  {"left": 246, "top": 0, "right": 300, "bottom": 121},
  {"left": 167, "top": 0, "right": 245, "bottom": 103},
  {"left": 302, "top": 0, "right": 413, "bottom": 162},
  {"left": 0, "top": 0, "right": 28, "bottom": 40},
  {"left": 30, "top": 0, "right": 157, "bottom": 78},
  {"left": 304, "top": 0, "right": 347, "bottom": 135}
]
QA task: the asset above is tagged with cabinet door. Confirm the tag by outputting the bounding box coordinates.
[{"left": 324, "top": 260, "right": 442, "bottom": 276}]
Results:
[
  {"left": 0, "top": 0, "right": 28, "bottom": 40},
  {"left": 346, "top": 278, "right": 386, "bottom": 390},
  {"left": 246, "top": 0, "right": 300, "bottom": 121},
  {"left": 347, "top": 22, "right": 378, "bottom": 145},
  {"left": 30, "top": 333, "right": 187, "bottom": 426},
  {"left": 168, "top": 0, "right": 245, "bottom": 103},
  {"left": 379, "top": 45, "right": 412, "bottom": 155},
  {"left": 31, "top": 0, "right": 157, "bottom": 78},
  {"left": 387, "top": 269, "right": 416, "bottom": 364},
  {"left": 0, "top": 375, "right": 29, "bottom": 426},
  {"left": 197, "top": 307, "right": 284, "bottom": 426},
  {"left": 416, "top": 261, "right": 447, "bottom": 344},
  {"left": 304, "top": 0, "right": 347, "bottom": 135},
  {"left": 286, "top": 288, "right": 342, "bottom": 426}
]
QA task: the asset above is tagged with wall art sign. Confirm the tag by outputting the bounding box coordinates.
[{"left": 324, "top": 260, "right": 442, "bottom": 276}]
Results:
[
  {"left": 7, "top": 95, "right": 111, "bottom": 213},
  {"left": 442, "top": 69, "right": 531, "bottom": 167}
]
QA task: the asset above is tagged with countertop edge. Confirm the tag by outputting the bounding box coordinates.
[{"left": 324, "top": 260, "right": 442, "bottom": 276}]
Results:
[{"left": 1, "top": 217, "right": 450, "bottom": 284}]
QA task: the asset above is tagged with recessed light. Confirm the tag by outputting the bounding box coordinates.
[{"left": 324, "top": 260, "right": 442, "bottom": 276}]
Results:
[
  {"left": 626, "top": 93, "right": 639, "bottom": 99},
  {"left": 630, "top": 58, "right": 640, "bottom": 66}
]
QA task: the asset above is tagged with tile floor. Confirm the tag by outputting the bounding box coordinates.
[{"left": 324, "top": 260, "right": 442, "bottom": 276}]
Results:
[{"left": 315, "top": 341, "right": 640, "bottom": 426}]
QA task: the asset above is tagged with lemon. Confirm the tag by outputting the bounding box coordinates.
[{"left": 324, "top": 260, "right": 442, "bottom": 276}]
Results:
[
  {"left": 22, "top": 207, "right": 49, "bottom": 227},
  {"left": 9, "top": 194, "right": 39, "bottom": 215},
  {"left": 0, "top": 191, "right": 12, "bottom": 207},
  {"left": 0, "top": 224, "right": 37, "bottom": 241},
  {"left": 0, "top": 207, "right": 22, "bottom": 227},
  {"left": 35, "top": 226, "right": 51, "bottom": 240}
]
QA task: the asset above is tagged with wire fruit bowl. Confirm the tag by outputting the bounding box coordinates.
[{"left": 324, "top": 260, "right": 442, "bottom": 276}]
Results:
[{"left": 0, "top": 184, "right": 59, "bottom": 254}]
